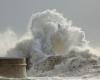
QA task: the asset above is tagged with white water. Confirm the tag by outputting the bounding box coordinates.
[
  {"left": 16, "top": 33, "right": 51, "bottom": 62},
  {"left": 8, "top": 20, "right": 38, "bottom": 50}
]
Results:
[{"left": 0, "top": 10, "right": 100, "bottom": 79}]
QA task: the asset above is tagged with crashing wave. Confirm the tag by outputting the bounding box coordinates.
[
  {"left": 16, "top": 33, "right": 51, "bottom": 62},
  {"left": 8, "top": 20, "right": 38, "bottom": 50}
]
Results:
[{"left": 0, "top": 10, "right": 100, "bottom": 78}]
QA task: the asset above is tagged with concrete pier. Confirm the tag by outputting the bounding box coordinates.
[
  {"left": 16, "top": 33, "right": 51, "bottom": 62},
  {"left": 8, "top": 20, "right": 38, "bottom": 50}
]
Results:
[{"left": 0, "top": 58, "right": 26, "bottom": 78}]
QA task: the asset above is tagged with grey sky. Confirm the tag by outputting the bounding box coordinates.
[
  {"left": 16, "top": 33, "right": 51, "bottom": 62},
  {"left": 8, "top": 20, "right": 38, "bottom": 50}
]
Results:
[{"left": 0, "top": 0, "right": 100, "bottom": 46}]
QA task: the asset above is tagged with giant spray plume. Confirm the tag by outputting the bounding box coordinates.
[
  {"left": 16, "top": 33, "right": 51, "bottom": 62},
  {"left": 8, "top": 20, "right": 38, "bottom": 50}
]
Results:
[
  {"left": 0, "top": 10, "right": 100, "bottom": 77},
  {"left": 29, "top": 9, "right": 88, "bottom": 55},
  {"left": 25, "top": 10, "right": 100, "bottom": 77}
]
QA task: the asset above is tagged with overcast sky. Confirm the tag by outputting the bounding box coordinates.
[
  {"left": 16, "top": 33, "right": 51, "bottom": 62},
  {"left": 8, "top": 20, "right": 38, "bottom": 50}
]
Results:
[{"left": 0, "top": 0, "right": 100, "bottom": 46}]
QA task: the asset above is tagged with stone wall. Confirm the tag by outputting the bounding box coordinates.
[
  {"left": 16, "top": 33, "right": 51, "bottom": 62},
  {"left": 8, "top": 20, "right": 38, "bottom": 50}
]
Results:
[{"left": 0, "top": 58, "right": 26, "bottom": 78}]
